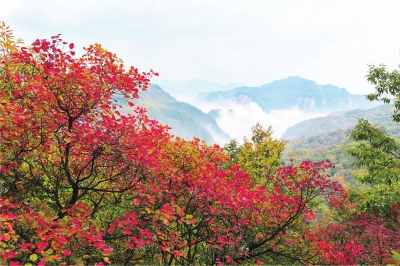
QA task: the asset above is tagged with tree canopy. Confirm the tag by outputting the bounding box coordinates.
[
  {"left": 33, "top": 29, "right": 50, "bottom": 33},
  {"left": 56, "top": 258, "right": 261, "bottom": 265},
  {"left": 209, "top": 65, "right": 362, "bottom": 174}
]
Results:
[{"left": 1, "top": 21, "right": 400, "bottom": 265}]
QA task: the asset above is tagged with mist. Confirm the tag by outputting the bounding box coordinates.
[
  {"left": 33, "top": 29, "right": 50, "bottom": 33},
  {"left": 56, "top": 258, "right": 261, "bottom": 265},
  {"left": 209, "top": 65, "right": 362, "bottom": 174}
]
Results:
[
  {"left": 191, "top": 99, "right": 328, "bottom": 145},
  {"left": 148, "top": 82, "right": 330, "bottom": 145}
]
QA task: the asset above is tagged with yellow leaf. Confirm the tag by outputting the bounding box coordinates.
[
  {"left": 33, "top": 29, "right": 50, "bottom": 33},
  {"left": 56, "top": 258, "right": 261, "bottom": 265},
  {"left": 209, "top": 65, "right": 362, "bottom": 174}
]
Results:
[
  {"left": 161, "top": 218, "right": 170, "bottom": 225},
  {"left": 30, "top": 254, "right": 38, "bottom": 261}
]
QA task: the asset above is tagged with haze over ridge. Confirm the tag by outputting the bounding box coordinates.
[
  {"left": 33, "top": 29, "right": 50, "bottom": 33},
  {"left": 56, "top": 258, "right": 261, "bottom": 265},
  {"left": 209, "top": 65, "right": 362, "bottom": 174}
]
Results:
[{"left": 152, "top": 76, "right": 381, "bottom": 143}]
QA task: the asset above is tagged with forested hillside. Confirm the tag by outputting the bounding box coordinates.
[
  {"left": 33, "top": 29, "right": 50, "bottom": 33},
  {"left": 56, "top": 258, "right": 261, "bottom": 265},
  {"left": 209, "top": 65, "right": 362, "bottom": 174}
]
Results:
[
  {"left": 282, "top": 104, "right": 393, "bottom": 139},
  {"left": 282, "top": 104, "right": 400, "bottom": 183},
  {"left": 117, "top": 84, "right": 230, "bottom": 144}
]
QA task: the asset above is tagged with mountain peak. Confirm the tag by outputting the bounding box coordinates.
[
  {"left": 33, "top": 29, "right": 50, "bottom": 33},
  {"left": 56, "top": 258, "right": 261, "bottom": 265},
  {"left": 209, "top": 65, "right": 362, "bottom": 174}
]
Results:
[{"left": 201, "top": 77, "right": 378, "bottom": 112}]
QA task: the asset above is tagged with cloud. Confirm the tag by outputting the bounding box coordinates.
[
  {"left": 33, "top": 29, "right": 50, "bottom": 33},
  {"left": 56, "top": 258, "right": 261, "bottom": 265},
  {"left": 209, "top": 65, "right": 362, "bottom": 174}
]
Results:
[
  {"left": 0, "top": 0, "right": 22, "bottom": 16},
  {"left": 3, "top": 0, "right": 400, "bottom": 95},
  {"left": 193, "top": 99, "right": 327, "bottom": 145}
]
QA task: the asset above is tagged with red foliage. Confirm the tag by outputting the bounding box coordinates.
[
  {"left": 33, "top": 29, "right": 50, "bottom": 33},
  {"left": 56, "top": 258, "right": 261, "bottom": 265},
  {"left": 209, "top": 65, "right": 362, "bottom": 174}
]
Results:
[
  {"left": 0, "top": 25, "right": 357, "bottom": 265},
  {"left": 312, "top": 210, "right": 400, "bottom": 264}
]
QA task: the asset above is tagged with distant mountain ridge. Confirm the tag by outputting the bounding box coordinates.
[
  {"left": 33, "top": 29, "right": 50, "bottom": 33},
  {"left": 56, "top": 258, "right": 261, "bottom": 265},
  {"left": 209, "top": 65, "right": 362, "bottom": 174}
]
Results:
[
  {"left": 198, "top": 76, "right": 380, "bottom": 112},
  {"left": 115, "top": 77, "right": 385, "bottom": 146}
]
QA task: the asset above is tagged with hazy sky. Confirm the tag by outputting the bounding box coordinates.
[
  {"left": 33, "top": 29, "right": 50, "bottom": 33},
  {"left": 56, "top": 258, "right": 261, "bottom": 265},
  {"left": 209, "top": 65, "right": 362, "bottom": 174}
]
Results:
[{"left": 2, "top": 0, "right": 400, "bottom": 94}]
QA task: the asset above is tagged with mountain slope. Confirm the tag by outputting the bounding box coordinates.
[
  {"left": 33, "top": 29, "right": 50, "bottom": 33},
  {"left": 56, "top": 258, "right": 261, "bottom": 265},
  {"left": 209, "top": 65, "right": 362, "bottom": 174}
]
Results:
[
  {"left": 199, "top": 76, "right": 380, "bottom": 112},
  {"left": 282, "top": 104, "right": 400, "bottom": 182},
  {"left": 282, "top": 129, "right": 356, "bottom": 182},
  {"left": 118, "top": 85, "right": 230, "bottom": 144},
  {"left": 281, "top": 104, "right": 395, "bottom": 139}
]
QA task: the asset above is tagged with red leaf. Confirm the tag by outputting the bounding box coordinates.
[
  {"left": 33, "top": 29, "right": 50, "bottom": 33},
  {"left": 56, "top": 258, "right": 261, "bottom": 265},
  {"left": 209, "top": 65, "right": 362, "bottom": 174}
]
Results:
[
  {"left": 57, "top": 237, "right": 68, "bottom": 244},
  {"left": 172, "top": 250, "right": 182, "bottom": 256},
  {"left": 0, "top": 166, "right": 12, "bottom": 174},
  {"left": 160, "top": 245, "right": 169, "bottom": 251},
  {"left": 12, "top": 90, "right": 21, "bottom": 97},
  {"left": 20, "top": 243, "right": 33, "bottom": 249},
  {"left": 133, "top": 198, "right": 140, "bottom": 205},
  {"left": 32, "top": 39, "right": 40, "bottom": 46},
  {"left": 36, "top": 241, "right": 48, "bottom": 250},
  {"left": 102, "top": 247, "right": 113, "bottom": 252},
  {"left": 69, "top": 43, "right": 74, "bottom": 49},
  {"left": 6, "top": 212, "right": 16, "bottom": 220},
  {"left": 63, "top": 249, "right": 72, "bottom": 256}
]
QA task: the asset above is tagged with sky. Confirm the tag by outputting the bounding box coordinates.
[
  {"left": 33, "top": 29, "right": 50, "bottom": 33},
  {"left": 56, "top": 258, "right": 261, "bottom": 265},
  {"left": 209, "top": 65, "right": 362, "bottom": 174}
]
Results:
[{"left": 2, "top": 0, "right": 400, "bottom": 95}]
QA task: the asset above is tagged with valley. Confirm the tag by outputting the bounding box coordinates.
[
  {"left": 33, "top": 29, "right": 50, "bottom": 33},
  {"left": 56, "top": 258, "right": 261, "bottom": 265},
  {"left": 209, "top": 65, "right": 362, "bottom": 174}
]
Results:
[{"left": 131, "top": 77, "right": 400, "bottom": 186}]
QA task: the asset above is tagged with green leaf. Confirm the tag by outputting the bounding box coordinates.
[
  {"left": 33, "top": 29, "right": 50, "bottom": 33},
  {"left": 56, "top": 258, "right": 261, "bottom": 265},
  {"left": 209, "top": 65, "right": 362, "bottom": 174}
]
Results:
[
  {"left": 103, "top": 144, "right": 111, "bottom": 152},
  {"left": 393, "top": 251, "right": 400, "bottom": 261}
]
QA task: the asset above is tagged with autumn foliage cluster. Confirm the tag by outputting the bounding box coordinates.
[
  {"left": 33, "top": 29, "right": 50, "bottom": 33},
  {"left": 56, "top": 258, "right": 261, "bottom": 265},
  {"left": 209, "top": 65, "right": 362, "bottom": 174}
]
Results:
[{"left": 1, "top": 22, "right": 400, "bottom": 265}]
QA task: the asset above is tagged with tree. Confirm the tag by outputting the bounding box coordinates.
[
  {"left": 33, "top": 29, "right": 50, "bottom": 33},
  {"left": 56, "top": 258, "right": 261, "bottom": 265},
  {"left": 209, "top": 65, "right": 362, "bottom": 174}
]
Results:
[
  {"left": 0, "top": 22, "right": 349, "bottom": 265},
  {"left": 346, "top": 63, "right": 400, "bottom": 218},
  {"left": 313, "top": 211, "right": 400, "bottom": 265},
  {"left": 365, "top": 64, "right": 400, "bottom": 121},
  {"left": 222, "top": 160, "right": 347, "bottom": 265},
  {"left": 223, "top": 124, "right": 347, "bottom": 264},
  {"left": 0, "top": 20, "right": 169, "bottom": 264},
  {"left": 224, "top": 123, "right": 286, "bottom": 186},
  {"left": 315, "top": 61, "right": 400, "bottom": 264}
]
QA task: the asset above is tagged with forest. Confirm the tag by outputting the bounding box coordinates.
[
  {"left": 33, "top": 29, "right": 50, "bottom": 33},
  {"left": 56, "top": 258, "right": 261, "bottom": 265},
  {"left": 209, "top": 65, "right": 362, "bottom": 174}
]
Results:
[{"left": 1, "top": 21, "right": 400, "bottom": 265}]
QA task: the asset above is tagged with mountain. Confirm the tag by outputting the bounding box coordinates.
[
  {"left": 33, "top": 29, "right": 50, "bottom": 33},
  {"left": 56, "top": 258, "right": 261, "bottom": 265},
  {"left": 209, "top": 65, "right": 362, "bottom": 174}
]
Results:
[
  {"left": 198, "top": 76, "right": 380, "bottom": 113},
  {"left": 282, "top": 104, "right": 400, "bottom": 183},
  {"left": 282, "top": 128, "right": 357, "bottom": 183},
  {"left": 117, "top": 84, "right": 230, "bottom": 144},
  {"left": 281, "top": 104, "right": 396, "bottom": 139}
]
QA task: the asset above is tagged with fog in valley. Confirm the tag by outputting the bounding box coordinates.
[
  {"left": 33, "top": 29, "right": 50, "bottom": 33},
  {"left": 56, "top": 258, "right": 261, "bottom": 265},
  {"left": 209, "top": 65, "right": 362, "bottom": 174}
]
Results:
[{"left": 159, "top": 87, "right": 327, "bottom": 144}]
